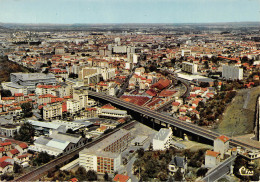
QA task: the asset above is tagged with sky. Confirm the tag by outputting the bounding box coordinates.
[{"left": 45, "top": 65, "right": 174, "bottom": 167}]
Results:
[{"left": 0, "top": 0, "right": 259, "bottom": 24}]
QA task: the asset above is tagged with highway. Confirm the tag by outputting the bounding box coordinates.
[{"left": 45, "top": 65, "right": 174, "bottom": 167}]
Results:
[
  {"left": 88, "top": 91, "right": 260, "bottom": 150},
  {"left": 14, "top": 121, "right": 136, "bottom": 181},
  {"left": 203, "top": 155, "right": 237, "bottom": 182}
]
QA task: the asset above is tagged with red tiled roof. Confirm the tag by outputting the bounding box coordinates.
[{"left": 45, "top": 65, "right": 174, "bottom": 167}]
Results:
[
  {"left": 113, "top": 174, "right": 130, "bottom": 182},
  {"left": 14, "top": 93, "right": 24, "bottom": 97},
  {"left": 0, "top": 156, "right": 11, "bottom": 163},
  {"left": 19, "top": 143, "right": 28, "bottom": 149},
  {"left": 206, "top": 150, "right": 220, "bottom": 157},
  {"left": 146, "top": 89, "right": 157, "bottom": 97},
  {"left": 9, "top": 149, "right": 19, "bottom": 155},
  {"left": 0, "top": 142, "right": 11, "bottom": 146},
  {"left": 101, "top": 104, "right": 116, "bottom": 110},
  {"left": 17, "top": 154, "right": 28, "bottom": 159},
  {"left": 70, "top": 178, "right": 78, "bottom": 182},
  {"left": 217, "top": 135, "right": 229, "bottom": 143},
  {"left": 0, "top": 161, "right": 12, "bottom": 168},
  {"left": 151, "top": 79, "right": 171, "bottom": 90},
  {"left": 172, "top": 102, "right": 180, "bottom": 106}
]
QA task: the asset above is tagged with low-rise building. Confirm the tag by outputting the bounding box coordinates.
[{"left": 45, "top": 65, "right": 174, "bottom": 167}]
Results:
[
  {"left": 214, "top": 135, "right": 229, "bottom": 159},
  {"left": 153, "top": 128, "right": 173, "bottom": 150},
  {"left": 168, "top": 156, "right": 187, "bottom": 175},
  {"left": 205, "top": 150, "right": 221, "bottom": 168}
]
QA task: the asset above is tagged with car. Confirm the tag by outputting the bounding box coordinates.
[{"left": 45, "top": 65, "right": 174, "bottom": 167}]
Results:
[{"left": 129, "top": 150, "right": 135, "bottom": 153}]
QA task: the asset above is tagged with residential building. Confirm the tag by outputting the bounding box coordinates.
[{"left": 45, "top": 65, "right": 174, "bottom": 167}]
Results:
[
  {"left": 182, "top": 62, "right": 198, "bottom": 74},
  {"left": 43, "top": 102, "right": 62, "bottom": 121},
  {"left": 153, "top": 128, "right": 173, "bottom": 150},
  {"left": 168, "top": 156, "right": 187, "bottom": 175},
  {"left": 73, "top": 87, "right": 88, "bottom": 109},
  {"left": 214, "top": 135, "right": 230, "bottom": 159},
  {"left": 79, "top": 129, "right": 131, "bottom": 174},
  {"left": 222, "top": 65, "right": 243, "bottom": 80},
  {"left": 205, "top": 150, "right": 221, "bottom": 168}
]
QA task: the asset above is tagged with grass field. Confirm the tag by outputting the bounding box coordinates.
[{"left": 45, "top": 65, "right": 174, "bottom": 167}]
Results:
[{"left": 214, "top": 86, "right": 260, "bottom": 137}]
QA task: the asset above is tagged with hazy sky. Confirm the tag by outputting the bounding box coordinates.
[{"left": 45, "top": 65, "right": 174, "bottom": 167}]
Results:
[{"left": 0, "top": 0, "right": 259, "bottom": 24}]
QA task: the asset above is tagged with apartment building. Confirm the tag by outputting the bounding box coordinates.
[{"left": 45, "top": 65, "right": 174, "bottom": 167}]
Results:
[
  {"left": 182, "top": 62, "right": 198, "bottom": 74},
  {"left": 43, "top": 102, "right": 62, "bottom": 120},
  {"left": 222, "top": 65, "right": 243, "bottom": 80},
  {"left": 153, "top": 128, "right": 173, "bottom": 150},
  {"left": 73, "top": 87, "right": 88, "bottom": 109},
  {"left": 79, "top": 129, "right": 131, "bottom": 174}
]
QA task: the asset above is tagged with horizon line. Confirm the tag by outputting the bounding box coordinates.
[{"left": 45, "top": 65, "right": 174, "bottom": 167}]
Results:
[{"left": 1, "top": 21, "right": 260, "bottom": 26}]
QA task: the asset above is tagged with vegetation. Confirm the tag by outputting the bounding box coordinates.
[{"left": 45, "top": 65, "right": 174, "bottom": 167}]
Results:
[
  {"left": 0, "top": 89, "right": 12, "bottom": 97},
  {"left": 21, "top": 102, "right": 33, "bottom": 118},
  {"left": 14, "top": 122, "right": 35, "bottom": 143},
  {"left": 0, "top": 56, "right": 32, "bottom": 83},
  {"left": 133, "top": 147, "right": 206, "bottom": 181},
  {"left": 216, "top": 86, "right": 260, "bottom": 136},
  {"left": 196, "top": 90, "right": 236, "bottom": 126},
  {"left": 32, "top": 151, "right": 54, "bottom": 166},
  {"left": 14, "top": 162, "right": 23, "bottom": 173}
]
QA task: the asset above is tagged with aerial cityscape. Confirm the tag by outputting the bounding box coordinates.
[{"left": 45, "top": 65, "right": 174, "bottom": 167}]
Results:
[{"left": 0, "top": 0, "right": 260, "bottom": 181}]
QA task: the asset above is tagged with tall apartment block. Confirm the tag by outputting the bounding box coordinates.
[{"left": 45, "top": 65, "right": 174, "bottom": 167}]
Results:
[{"left": 79, "top": 129, "right": 131, "bottom": 174}]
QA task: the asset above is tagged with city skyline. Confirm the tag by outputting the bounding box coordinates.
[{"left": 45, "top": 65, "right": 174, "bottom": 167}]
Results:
[{"left": 0, "top": 0, "right": 259, "bottom": 24}]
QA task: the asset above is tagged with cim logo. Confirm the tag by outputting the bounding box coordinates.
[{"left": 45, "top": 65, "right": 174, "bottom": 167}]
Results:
[{"left": 239, "top": 166, "right": 254, "bottom": 176}]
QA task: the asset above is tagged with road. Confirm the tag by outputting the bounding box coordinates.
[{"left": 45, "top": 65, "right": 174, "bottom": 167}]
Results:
[
  {"left": 126, "top": 156, "right": 138, "bottom": 182},
  {"left": 14, "top": 121, "right": 136, "bottom": 181},
  {"left": 203, "top": 155, "right": 237, "bottom": 182},
  {"left": 88, "top": 91, "right": 260, "bottom": 150}
]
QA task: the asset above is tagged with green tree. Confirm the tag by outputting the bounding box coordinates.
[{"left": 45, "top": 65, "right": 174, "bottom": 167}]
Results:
[
  {"left": 196, "top": 167, "right": 208, "bottom": 177},
  {"left": 174, "top": 168, "right": 183, "bottom": 181},
  {"left": 104, "top": 172, "right": 109, "bottom": 181},
  {"left": 14, "top": 122, "right": 35, "bottom": 143},
  {"left": 86, "top": 170, "right": 97, "bottom": 181},
  {"left": 14, "top": 162, "right": 23, "bottom": 173},
  {"left": 33, "top": 152, "right": 53, "bottom": 166},
  {"left": 21, "top": 102, "right": 33, "bottom": 118},
  {"left": 137, "top": 148, "right": 145, "bottom": 158}
]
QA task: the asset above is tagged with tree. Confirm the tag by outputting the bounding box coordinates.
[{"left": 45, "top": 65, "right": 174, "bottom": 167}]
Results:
[
  {"left": 86, "top": 170, "right": 97, "bottom": 181},
  {"left": 196, "top": 167, "right": 208, "bottom": 177},
  {"left": 14, "top": 122, "right": 35, "bottom": 143},
  {"left": 14, "top": 162, "right": 23, "bottom": 173},
  {"left": 0, "top": 89, "right": 12, "bottom": 97},
  {"left": 104, "top": 172, "right": 109, "bottom": 181},
  {"left": 33, "top": 152, "right": 53, "bottom": 166},
  {"left": 47, "top": 61, "right": 52, "bottom": 67},
  {"left": 137, "top": 148, "right": 145, "bottom": 158},
  {"left": 21, "top": 102, "right": 33, "bottom": 118},
  {"left": 174, "top": 168, "right": 183, "bottom": 181},
  {"left": 75, "top": 166, "right": 87, "bottom": 181}
]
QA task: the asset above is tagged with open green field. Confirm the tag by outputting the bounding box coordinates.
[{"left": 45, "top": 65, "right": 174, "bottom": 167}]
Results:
[{"left": 214, "top": 86, "right": 260, "bottom": 136}]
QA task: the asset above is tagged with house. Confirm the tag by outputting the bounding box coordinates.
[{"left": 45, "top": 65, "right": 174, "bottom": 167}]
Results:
[
  {"left": 0, "top": 161, "right": 13, "bottom": 174},
  {"left": 168, "top": 156, "right": 187, "bottom": 175},
  {"left": 205, "top": 150, "right": 221, "bottom": 168},
  {"left": 214, "top": 135, "right": 229, "bottom": 159},
  {"left": 15, "top": 143, "right": 28, "bottom": 154},
  {"left": 6, "top": 148, "right": 20, "bottom": 158},
  {"left": 14, "top": 154, "right": 29, "bottom": 164},
  {"left": 113, "top": 174, "right": 131, "bottom": 182},
  {"left": 0, "top": 156, "right": 14, "bottom": 164},
  {"left": 0, "top": 142, "right": 12, "bottom": 151}
]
